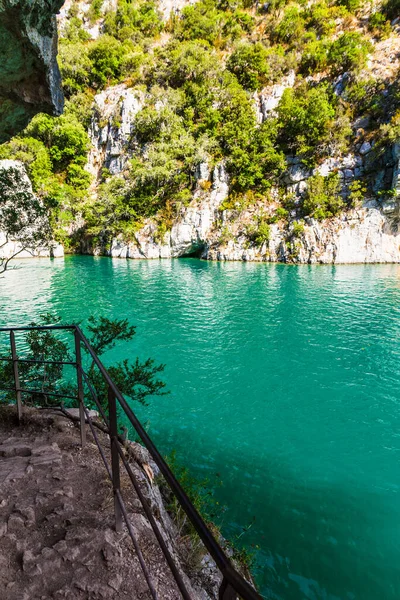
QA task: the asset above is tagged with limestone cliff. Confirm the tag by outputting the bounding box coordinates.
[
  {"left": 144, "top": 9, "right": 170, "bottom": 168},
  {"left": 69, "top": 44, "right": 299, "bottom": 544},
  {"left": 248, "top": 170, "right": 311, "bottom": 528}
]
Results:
[
  {"left": 13, "top": 0, "right": 400, "bottom": 265},
  {"left": 0, "top": 0, "right": 64, "bottom": 143},
  {"left": 82, "top": 80, "right": 400, "bottom": 264}
]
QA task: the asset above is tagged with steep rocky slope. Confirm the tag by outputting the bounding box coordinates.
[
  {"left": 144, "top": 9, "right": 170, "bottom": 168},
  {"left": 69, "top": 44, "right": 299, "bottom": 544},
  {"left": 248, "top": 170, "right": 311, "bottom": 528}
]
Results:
[
  {"left": 82, "top": 69, "right": 400, "bottom": 263},
  {"left": 3, "top": 0, "right": 400, "bottom": 264},
  {"left": 0, "top": 0, "right": 64, "bottom": 142}
]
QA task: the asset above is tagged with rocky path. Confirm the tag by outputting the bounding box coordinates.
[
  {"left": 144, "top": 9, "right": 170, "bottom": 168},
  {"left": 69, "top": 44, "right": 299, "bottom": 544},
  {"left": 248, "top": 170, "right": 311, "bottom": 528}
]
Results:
[{"left": 0, "top": 406, "right": 190, "bottom": 600}]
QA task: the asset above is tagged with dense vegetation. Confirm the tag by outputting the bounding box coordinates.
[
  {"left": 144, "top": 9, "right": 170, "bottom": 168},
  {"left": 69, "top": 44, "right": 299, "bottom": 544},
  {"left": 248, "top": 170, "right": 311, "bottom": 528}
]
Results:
[{"left": 1, "top": 0, "right": 400, "bottom": 245}]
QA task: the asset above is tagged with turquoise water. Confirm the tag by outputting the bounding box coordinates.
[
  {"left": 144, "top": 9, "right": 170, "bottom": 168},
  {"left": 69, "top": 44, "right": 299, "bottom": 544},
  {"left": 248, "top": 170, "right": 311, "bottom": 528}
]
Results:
[{"left": 1, "top": 256, "right": 400, "bottom": 599}]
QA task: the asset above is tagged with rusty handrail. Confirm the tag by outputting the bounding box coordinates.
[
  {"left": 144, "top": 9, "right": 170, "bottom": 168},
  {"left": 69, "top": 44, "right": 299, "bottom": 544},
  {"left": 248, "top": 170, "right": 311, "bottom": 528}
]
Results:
[{"left": 0, "top": 324, "right": 263, "bottom": 600}]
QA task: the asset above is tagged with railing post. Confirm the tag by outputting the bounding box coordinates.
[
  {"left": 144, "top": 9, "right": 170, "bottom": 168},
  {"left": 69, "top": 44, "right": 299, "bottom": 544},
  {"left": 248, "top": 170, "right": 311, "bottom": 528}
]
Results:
[
  {"left": 9, "top": 331, "right": 22, "bottom": 422},
  {"left": 219, "top": 578, "right": 238, "bottom": 600},
  {"left": 108, "top": 385, "right": 123, "bottom": 533},
  {"left": 74, "top": 329, "right": 86, "bottom": 447}
]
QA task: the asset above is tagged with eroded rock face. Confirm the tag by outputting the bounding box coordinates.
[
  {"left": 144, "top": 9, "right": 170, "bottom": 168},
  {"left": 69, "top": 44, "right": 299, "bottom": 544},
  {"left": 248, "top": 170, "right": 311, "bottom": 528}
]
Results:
[
  {"left": 87, "top": 84, "right": 145, "bottom": 181},
  {"left": 0, "top": 160, "right": 64, "bottom": 260},
  {"left": 0, "top": 0, "right": 64, "bottom": 143},
  {"left": 206, "top": 203, "right": 400, "bottom": 264},
  {"left": 109, "top": 162, "right": 230, "bottom": 259}
]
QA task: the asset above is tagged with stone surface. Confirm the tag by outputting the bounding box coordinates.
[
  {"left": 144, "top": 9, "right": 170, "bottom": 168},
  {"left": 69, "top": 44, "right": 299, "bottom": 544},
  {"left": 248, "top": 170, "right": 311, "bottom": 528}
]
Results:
[
  {"left": 205, "top": 203, "right": 400, "bottom": 264},
  {"left": 109, "top": 162, "right": 229, "bottom": 259},
  {"left": 86, "top": 84, "right": 145, "bottom": 183},
  {"left": 0, "top": 0, "right": 64, "bottom": 143},
  {"left": 0, "top": 406, "right": 220, "bottom": 599},
  {"left": 359, "top": 141, "right": 372, "bottom": 155},
  {"left": 392, "top": 143, "right": 400, "bottom": 198},
  {"left": 256, "top": 71, "right": 295, "bottom": 122},
  {"left": 64, "top": 408, "right": 98, "bottom": 420},
  {"left": 107, "top": 189, "right": 400, "bottom": 265},
  {"left": 157, "top": 0, "right": 196, "bottom": 18},
  {"left": 58, "top": 0, "right": 119, "bottom": 40}
]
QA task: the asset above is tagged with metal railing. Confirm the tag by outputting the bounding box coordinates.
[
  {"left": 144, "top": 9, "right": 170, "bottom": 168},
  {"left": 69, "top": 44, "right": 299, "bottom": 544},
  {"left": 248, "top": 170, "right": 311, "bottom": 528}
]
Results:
[{"left": 0, "top": 324, "right": 262, "bottom": 600}]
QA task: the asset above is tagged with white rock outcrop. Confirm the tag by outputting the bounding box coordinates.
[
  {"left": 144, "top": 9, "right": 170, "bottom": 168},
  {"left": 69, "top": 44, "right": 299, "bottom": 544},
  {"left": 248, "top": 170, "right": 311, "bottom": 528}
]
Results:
[
  {"left": 255, "top": 71, "right": 296, "bottom": 123},
  {"left": 58, "top": 0, "right": 119, "bottom": 39},
  {"left": 81, "top": 69, "right": 400, "bottom": 266},
  {"left": 0, "top": 160, "right": 64, "bottom": 262},
  {"left": 206, "top": 202, "right": 400, "bottom": 264},
  {"left": 157, "top": 0, "right": 196, "bottom": 19},
  {"left": 109, "top": 163, "right": 229, "bottom": 259},
  {"left": 87, "top": 85, "right": 145, "bottom": 181}
]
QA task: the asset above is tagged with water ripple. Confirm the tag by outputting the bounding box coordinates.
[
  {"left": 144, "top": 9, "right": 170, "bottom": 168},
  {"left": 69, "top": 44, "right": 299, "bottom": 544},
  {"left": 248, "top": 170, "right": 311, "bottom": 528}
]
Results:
[{"left": 2, "top": 257, "right": 400, "bottom": 599}]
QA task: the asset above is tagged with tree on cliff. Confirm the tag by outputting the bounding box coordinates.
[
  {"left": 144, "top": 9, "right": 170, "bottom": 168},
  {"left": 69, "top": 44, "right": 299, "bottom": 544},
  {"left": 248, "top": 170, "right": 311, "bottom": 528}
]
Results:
[{"left": 0, "top": 160, "right": 51, "bottom": 275}]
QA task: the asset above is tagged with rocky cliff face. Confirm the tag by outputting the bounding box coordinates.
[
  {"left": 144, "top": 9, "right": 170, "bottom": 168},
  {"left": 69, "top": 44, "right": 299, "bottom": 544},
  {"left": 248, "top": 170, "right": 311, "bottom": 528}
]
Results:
[
  {"left": 84, "top": 79, "right": 400, "bottom": 264},
  {"left": 0, "top": 0, "right": 64, "bottom": 143},
  {"left": 107, "top": 198, "right": 400, "bottom": 264},
  {"left": 0, "top": 160, "right": 63, "bottom": 262},
  {"left": 87, "top": 84, "right": 145, "bottom": 181},
  {"left": 206, "top": 201, "right": 400, "bottom": 264}
]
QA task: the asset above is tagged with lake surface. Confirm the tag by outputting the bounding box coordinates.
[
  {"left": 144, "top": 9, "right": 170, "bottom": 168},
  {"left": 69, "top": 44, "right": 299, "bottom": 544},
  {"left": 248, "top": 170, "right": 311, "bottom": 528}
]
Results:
[{"left": 1, "top": 256, "right": 400, "bottom": 600}]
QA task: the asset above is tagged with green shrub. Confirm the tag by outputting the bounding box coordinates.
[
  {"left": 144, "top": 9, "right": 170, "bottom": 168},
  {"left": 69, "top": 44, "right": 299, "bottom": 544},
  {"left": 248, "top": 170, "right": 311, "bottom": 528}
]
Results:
[
  {"left": 227, "top": 42, "right": 272, "bottom": 90},
  {"left": 291, "top": 220, "right": 305, "bottom": 237},
  {"left": 58, "top": 41, "right": 92, "bottom": 97},
  {"left": 150, "top": 41, "right": 216, "bottom": 88},
  {"left": 273, "top": 6, "right": 305, "bottom": 44},
  {"left": 247, "top": 219, "right": 271, "bottom": 246},
  {"left": 268, "top": 206, "right": 289, "bottom": 223},
  {"left": 103, "top": 0, "right": 163, "bottom": 41},
  {"left": 25, "top": 114, "right": 89, "bottom": 170},
  {"left": 348, "top": 179, "right": 366, "bottom": 207},
  {"left": 328, "top": 33, "right": 372, "bottom": 74},
  {"left": 343, "top": 77, "right": 385, "bottom": 119},
  {"left": 226, "top": 120, "right": 286, "bottom": 192},
  {"left": 221, "top": 10, "right": 255, "bottom": 43},
  {"left": 64, "top": 91, "right": 95, "bottom": 129},
  {"left": 173, "top": 0, "right": 224, "bottom": 45},
  {"left": 88, "top": 35, "right": 133, "bottom": 88},
  {"left": 374, "top": 110, "right": 400, "bottom": 151},
  {"left": 336, "top": 0, "right": 361, "bottom": 12},
  {"left": 230, "top": 10, "right": 255, "bottom": 33},
  {"left": 277, "top": 84, "right": 335, "bottom": 158},
  {"left": 87, "top": 0, "right": 104, "bottom": 24},
  {"left": 61, "top": 35, "right": 144, "bottom": 94},
  {"left": 305, "top": 1, "right": 343, "bottom": 36},
  {"left": 254, "top": 220, "right": 271, "bottom": 246},
  {"left": 66, "top": 163, "right": 92, "bottom": 189},
  {"left": 0, "top": 137, "right": 52, "bottom": 190},
  {"left": 61, "top": 17, "right": 91, "bottom": 42},
  {"left": 120, "top": 46, "right": 148, "bottom": 83},
  {"left": 302, "top": 173, "right": 344, "bottom": 219},
  {"left": 261, "top": 0, "right": 287, "bottom": 15},
  {"left": 368, "top": 12, "right": 391, "bottom": 39},
  {"left": 300, "top": 39, "right": 329, "bottom": 74}
]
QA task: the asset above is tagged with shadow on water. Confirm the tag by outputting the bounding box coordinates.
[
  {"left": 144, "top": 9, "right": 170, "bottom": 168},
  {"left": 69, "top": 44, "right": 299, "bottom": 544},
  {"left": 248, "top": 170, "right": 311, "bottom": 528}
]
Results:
[{"left": 149, "top": 424, "right": 400, "bottom": 600}]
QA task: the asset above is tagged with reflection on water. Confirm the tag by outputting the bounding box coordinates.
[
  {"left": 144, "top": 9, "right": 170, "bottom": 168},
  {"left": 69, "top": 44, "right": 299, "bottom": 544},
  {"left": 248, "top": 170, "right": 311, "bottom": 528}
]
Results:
[{"left": 2, "top": 256, "right": 400, "bottom": 599}]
